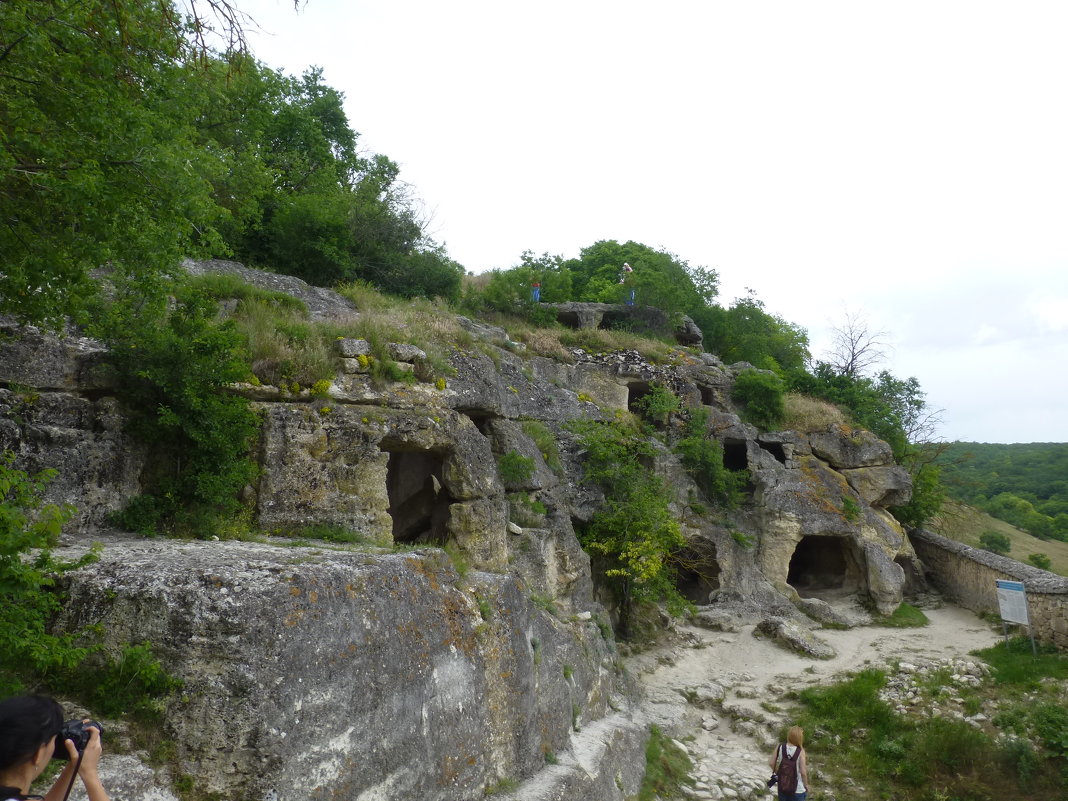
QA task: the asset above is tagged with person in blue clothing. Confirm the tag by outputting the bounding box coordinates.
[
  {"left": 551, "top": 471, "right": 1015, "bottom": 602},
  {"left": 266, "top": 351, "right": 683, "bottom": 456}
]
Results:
[
  {"left": 768, "top": 725, "right": 809, "bottom": 800},
  {"left": 619, "top": 262, "right": 635, "bottom": 305}
]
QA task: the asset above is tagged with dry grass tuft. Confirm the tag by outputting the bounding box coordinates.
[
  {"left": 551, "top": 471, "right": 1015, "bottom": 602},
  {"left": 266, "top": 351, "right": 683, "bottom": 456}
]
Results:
[{"left": 782, "top": 393, "right": 846, "bottom": 432}]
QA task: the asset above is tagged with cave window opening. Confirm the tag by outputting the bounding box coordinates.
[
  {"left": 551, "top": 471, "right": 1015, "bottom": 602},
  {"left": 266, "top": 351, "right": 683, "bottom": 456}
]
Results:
[
  {"left": 599, "top": 311, "right": 629, "bottom": 331},
  {"left": 758, "top": 441, "right": 787, "bottom": 465},
  {"left": 627, "top": 381, "right": 652, "bottom": 413},
  {"left": 698, "top": 385, "right": 715, "bottom": 406},
  {"left": 787, "top": 535, "right": 863, "bottom": 596},
  {"left": 461, "top": 411, "right": 493, "bottom": 438},
  {"left": 556, "top": 311, "right": 581, "bottom": 330},
  {"left": 722, "top": 439, "right": 748, "bottom": 471},
  {"left": 674, "top": 544, "right": 721, "bottom": 604},
  {"left": 381, "top": 448, "right": 452, "bottom": 545}
]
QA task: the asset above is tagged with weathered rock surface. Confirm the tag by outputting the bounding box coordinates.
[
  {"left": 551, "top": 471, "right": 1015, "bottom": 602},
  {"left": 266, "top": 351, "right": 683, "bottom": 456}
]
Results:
[
  {"left": 54, "top": 538, "right": 626, "bottom": 801},
  {"left": 754, "top": 617, "right": 836, "bottom": 659}
]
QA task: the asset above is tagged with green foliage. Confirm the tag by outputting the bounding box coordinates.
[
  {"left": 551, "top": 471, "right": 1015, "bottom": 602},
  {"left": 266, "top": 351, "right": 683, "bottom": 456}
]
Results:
[
  {"left": 81, "top": 643, "right": 182, "bottom": 718},
  {"left": 634, "top": 382, "right": 681, "bottom": 426},
  {"left": 701, "top": 291, "right": 811, "bottom": 377},
  {"left": 1028, "top": 553, "right": 1052, "bottom": 570},
  {"left": 938, "top": 443, "right": 1068, "bottom": 542},
  {"left": 520, "top": 420, "right": 564, "bottom": 475},
  {"left": 91, "top": 283, "right": 260, "bottom": 536},
  {"left": 892, "top": 462, "right": 946, "bottom": 530},
  {"left": 0, "top": 0, "right": 223, "bottom": 326},
  {"left": 731, "top": 370, "right": 785, "bottom": 430},
  {"left": 0, "top": 456, "right": 178, "bottom": 717},
  {"left": 569, "top": 418, "right": 690, "bottom": 637},
  {"left": 637, "top": 725, "right": 696, "bottom": 801},
  {"left": 0, "top": 2, "right": 463, "bottom": 329},
  {"left": 498, "top": 450, "right": 536, "bottom": 485},
  {"left": 674, "top": 409, "right": 746, "bottom": 508},
  {"left": 841, "top": 495, "right": 861, "bottom": 523},
  {"left": 877, "top": 603, "right": 930, "bottom": 628},
  {"left": 974, "top": 636, "right": 1068, "bottom": 689},
  {"left": 979, "top": 530, "right": 1012, "bottom": 555},
  {"left": 466, "top": 251, "right": 572, "bottom": 322},
  {"left": 0, "top": 454, "right": 88, "bottom": 694},
  {"left": 563, "top": 240, "right": 718, "bottom": 317}
]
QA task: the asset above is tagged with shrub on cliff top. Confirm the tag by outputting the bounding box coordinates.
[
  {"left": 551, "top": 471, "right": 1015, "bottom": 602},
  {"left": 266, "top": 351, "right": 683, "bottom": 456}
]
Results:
[{"left": 731, "top": 369, "right": 785, "bottom": 430}]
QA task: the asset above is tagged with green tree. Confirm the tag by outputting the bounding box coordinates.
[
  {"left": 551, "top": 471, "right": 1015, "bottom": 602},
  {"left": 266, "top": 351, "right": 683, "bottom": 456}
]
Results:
[
  {"left": 563, "top": 240, "right": 718, "bottom": 316},
  {"left": 979, "top": 531, "right": 1011, "bottom": 556},
  {"left": 702, "top": 291, "right": 810, "bottom": 376},
  {"left": 1028, "top": 553, "right": 1052, "bottom": 571},
  {"left": 0, "top": 0, "right": 230, "bottom": 326}
]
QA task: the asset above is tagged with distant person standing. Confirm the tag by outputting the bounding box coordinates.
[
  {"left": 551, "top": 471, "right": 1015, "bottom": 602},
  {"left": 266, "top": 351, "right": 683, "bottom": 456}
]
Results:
[
  {"left": 619, "top": 262, "right": 635, "bottom": 305},
  {"left": 531, "top": 281, "right": 541, "bottom": 302},
  {"left": 768, "top": 726, "right": 808, "bottom": 800}
]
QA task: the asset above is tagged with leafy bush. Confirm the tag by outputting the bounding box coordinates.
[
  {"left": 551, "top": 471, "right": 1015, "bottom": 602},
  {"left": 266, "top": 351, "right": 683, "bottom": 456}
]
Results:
[
  {"left": 498, "top": 451, "right": 536, "bottom": 485},
  {"left": 979, "top": 530, "right": 1012, "bottom": 555},
  {"left": 1028, "top": 553, "right": 1052, "bottom": 570},
  {"left": 674, "top": 409, "right": 746, "bottom": 508},
  {"left": 634, "top": 382, "right": 681, "bottom": 426},
  {"left": 92, "top": 285, "right": 260, "bottom": 536},
  {"left": 569, "top": 418, "right": 689, "bottom": 637},
  {"left": 731, "top": 370, "right": 785, "bottom": 430},
  {"left": 0, "top": 454, "right": 89, "bottom": 694}
]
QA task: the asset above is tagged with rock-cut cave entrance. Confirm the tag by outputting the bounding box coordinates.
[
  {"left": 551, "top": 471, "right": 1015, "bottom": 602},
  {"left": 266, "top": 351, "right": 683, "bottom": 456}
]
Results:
[
  {"left": 787, "top": 535, "right": 865, "bottom": 596},
  {"left": 674, "top": 543, "right": 721, "bottom": 604},
  {"left": 381, "top": 448, "right": 452, "bottom": 545}
]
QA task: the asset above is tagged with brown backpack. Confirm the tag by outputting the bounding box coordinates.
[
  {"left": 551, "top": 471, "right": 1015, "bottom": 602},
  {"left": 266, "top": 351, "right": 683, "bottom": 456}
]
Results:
[{"left": 776, "top": 743, "right": 800, "bottom": 793}]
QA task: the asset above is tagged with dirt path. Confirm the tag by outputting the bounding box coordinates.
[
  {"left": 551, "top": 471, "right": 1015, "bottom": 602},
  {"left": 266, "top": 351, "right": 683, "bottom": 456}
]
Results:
[{"left": 630, "top": 604, "right": 1002, "bottom": 801}]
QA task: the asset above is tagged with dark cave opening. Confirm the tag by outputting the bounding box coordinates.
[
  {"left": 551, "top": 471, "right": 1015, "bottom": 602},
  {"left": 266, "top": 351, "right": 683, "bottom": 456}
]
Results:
[
  {"left": 674, "top": 543, "right": 721, "bottom": 604},
  {"left": 382, "top": 449, "right": 452, "bottom": 545},
  {"left": 461, "top": 411, "right": 493, "bottom": 438},
  {"left": 556, "top": 310, "right": 582, "bottom": 329},
  {"left": 627, "top": 381, "right": 652, "bottom": 413},
  {"left": 723, "top": 439, "right": 748, "bottom": 471},
  {"left": 787, "top": 535, "right": 864, "bottom": 593},
  {"left": 758, "top": 441, "right": 787, "bottom": 465},
  {"left": 698, "top": 385, "right": 715, "bottom": 406}
]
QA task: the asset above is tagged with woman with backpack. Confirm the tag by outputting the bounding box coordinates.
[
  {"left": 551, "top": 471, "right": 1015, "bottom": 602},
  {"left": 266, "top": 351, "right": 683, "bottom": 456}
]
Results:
[{"left": 768, "top": 725, "right": 809, "bottom": 800}]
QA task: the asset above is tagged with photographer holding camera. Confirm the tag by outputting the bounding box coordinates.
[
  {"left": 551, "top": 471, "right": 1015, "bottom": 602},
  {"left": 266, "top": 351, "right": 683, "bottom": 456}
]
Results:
[{"left": 0, "top": 695, "right": 110, "bottom": 801}]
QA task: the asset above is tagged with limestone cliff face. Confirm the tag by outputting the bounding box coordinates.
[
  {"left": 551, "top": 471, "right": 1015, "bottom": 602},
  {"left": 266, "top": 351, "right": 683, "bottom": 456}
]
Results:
[{"left": 0, "top": 264, "right": 920, "bottom": 799}]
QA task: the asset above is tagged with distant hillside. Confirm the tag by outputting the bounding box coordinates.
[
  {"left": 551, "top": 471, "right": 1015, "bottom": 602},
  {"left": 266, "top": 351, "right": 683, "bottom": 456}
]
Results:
[
  {"left": 937, "top": 442, "right": 1068, "bottom": 541},
  {"left": 927, "top": 499, "right": 1068, "bottom": 577}
]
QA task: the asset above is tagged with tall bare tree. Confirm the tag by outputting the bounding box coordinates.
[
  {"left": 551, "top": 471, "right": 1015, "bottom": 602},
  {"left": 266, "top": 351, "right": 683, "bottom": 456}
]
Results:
[{"left": 827, "top": 309, "right": 890, "bottom": 378}]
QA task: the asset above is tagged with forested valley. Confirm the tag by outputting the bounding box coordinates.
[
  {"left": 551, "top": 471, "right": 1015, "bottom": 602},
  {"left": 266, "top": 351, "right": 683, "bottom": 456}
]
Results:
[{"left": 938, "top": 443, "right": 1068, "bottom": 542}]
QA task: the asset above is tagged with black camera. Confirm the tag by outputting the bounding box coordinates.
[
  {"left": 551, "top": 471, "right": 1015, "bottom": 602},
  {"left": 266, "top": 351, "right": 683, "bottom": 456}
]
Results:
[
  {"left": 767, "top": 773, "right": 779, "bottom": 788},
  {"left": 52, "top": 719, "right": 103, "bottom": 760}
]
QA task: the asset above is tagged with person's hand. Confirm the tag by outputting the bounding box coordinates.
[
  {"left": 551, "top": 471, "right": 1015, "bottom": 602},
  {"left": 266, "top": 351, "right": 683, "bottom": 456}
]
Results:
[{"left": 62, "top": 721, "right": 103, "bottom": 777}]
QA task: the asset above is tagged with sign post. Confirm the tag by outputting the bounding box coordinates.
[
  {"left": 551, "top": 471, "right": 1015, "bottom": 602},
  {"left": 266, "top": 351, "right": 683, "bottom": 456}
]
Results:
[{"left": 995, "top": 579, "right": 1037, "bottom": 657}]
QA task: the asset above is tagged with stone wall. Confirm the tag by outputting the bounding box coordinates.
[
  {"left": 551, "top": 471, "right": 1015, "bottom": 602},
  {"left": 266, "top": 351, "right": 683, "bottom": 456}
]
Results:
[{"left": 909, "top": 528, "right": 1068, "bottom": 648}]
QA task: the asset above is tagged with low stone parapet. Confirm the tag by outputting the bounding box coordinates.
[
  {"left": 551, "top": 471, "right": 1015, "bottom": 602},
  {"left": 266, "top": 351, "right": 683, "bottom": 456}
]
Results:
[{"left": 909, "top": 528, "right": 1068, "bottom": 648}]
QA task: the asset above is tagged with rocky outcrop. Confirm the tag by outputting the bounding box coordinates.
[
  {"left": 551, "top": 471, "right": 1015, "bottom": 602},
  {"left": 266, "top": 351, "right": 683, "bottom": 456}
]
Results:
[
  {"left": 0, "top": 260, "right": 926, "bottom": 799},
  {"left": 53, "top": 538, "right": 630, "bottom": 801},
  {"left": 548, "top": 302, "right": 704, "bottom": 347}
]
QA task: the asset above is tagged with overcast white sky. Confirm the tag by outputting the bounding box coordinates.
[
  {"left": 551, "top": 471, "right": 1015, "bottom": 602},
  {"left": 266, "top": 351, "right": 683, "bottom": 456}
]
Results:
[{"left": 240, "top": 0, "right": 1068, "bottom": 444}]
